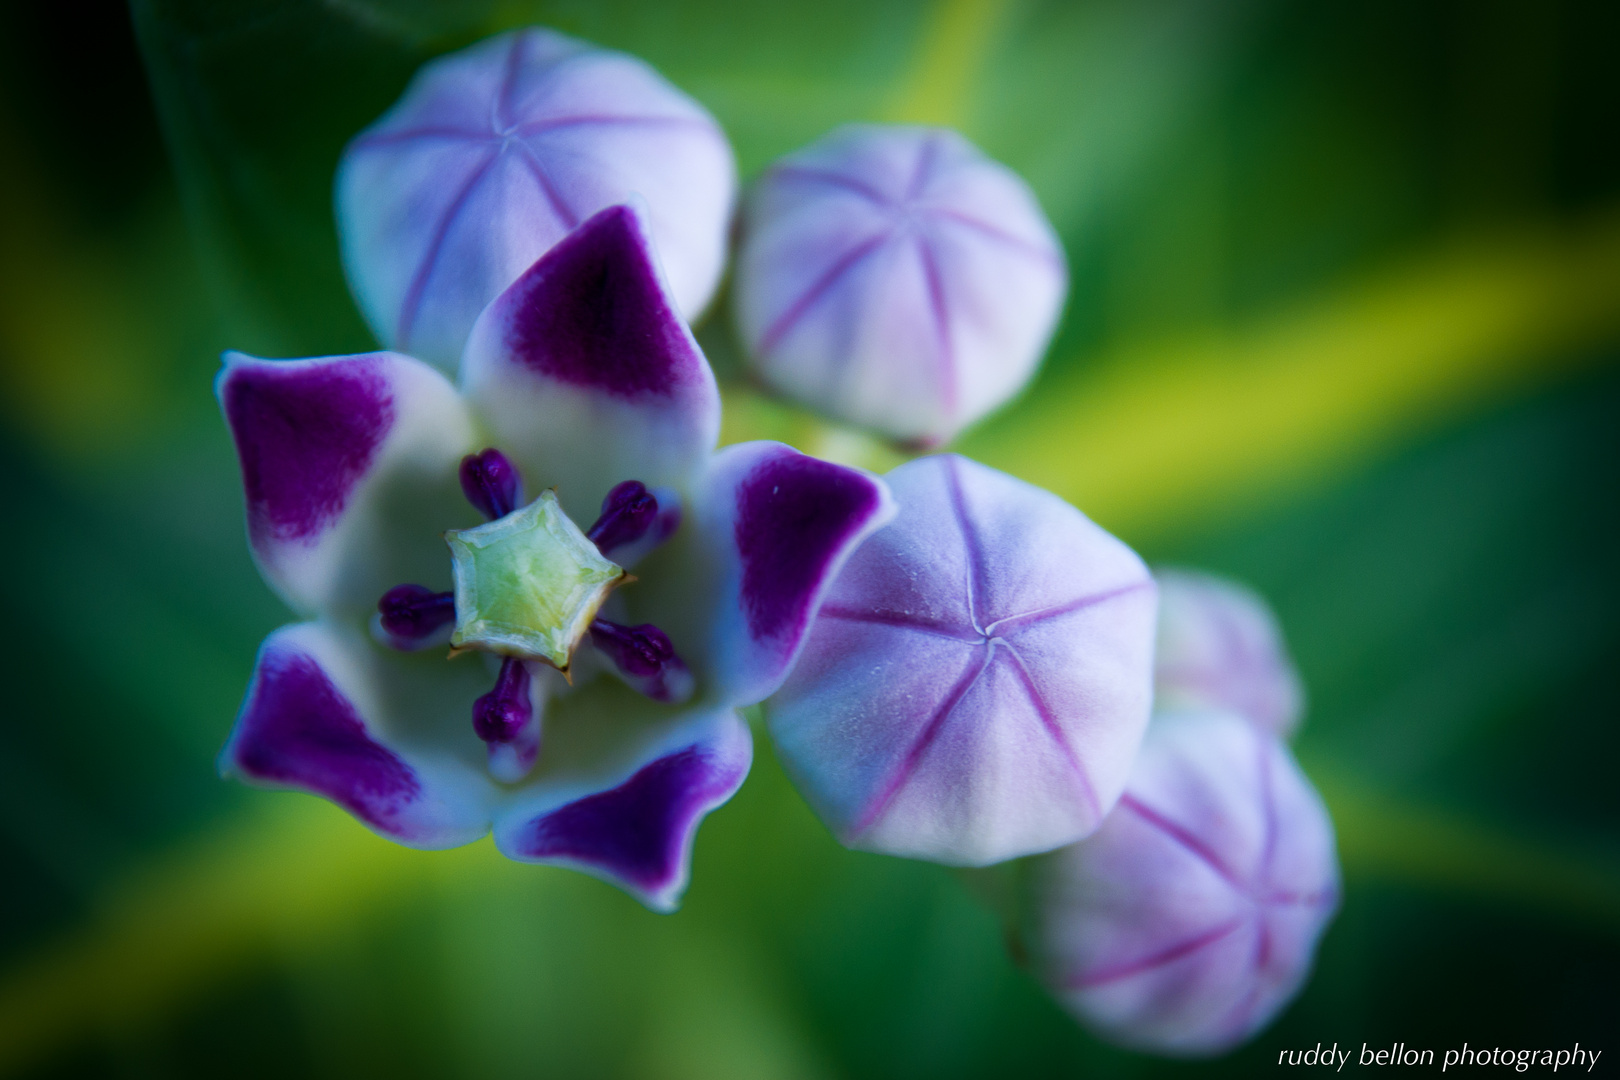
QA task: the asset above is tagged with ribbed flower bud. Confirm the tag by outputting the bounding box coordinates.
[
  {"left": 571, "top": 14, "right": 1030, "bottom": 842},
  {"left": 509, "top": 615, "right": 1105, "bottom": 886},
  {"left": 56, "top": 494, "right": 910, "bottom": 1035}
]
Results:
[
  {"left": 768, "top": 454, "right": 1155, "bottom": 865},
  {"left": 337, "top": 28, "right": 735, "bottom": 369},
  {"left": 1020, "top": 710, "right": 1339, "bottom": 1056},
  {"left": 1155, "top": 568, "right": 1304, "bottom": 737},
  {"left": 733, "top": 125, "right": 1066, "bottom": 446}
]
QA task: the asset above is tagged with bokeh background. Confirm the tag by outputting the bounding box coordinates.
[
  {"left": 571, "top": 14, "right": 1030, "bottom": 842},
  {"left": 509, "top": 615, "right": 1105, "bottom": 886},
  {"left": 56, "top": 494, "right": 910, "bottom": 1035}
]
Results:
[{"left": 1, "top": 0, "right": 1616, "bottom": 1075}]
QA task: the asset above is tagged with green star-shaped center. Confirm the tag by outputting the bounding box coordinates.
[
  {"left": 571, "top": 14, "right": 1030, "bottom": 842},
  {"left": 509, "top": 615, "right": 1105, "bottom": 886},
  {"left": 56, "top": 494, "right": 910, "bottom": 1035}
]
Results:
[{"left": 446, "top": 490, "right": 624, "bottom": 670}]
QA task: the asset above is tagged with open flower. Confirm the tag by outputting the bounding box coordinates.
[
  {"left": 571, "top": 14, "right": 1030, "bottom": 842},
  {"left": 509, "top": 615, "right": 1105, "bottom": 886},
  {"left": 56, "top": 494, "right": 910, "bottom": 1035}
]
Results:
[
  {"left": 733, "top": 125, "right": 1067, "bottom": 446},
  {"left": 1018, "top": 710, "right": 1339, "bottom": 1055},
  {"left": 767, "top": 454, "right": 1157, "bottom": 865},
  {"left": 337, "top": 27, "right": 735, "bottom": 370},
  {"left": 218, "top": 204, "right": 894, "bottom": 911}
]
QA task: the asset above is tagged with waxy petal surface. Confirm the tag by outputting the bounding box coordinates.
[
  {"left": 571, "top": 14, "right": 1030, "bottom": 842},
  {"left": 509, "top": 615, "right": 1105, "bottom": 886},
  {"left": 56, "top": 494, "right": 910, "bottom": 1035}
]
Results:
[
  {"left": 221, "top": 623, "right": 496, "bottom": 848},
  {"left": 1025, "top": 710, "right": 1339, "bottom": 1056},
  {"left": 218, "top": 351, "right": 477, "bottom": 618},
  {"left": 734, "top": 125, "right": 1066, "bottom": 444},
  {"left": 648, "top": 441, "right": 895, "bottom": 708},
  {"left": 461, "top": 204, "right": 721, "bottom": 520},
  {"left": 1155, "top": 569, "right": 1304, "bottom": 737},
  {"left": 768, "top": 455, "right": 1155, "bottom": 865},
  {"left": 225, "top": 626, "right": 750, "bottom": 912},
  {"left": 338, "top": 28, "right": 734, "bottom": 369},
  {"left": 492, "top": 685, "right": 751, "bottom": 912}
]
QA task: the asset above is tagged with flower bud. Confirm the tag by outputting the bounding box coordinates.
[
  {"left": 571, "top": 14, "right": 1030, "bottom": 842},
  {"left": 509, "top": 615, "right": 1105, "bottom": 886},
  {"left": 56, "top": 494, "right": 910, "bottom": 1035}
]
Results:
[
  {"left": 733, "top": 125, "right": 1066, "bottom": 446},
  {"left": 1155, "top": 568, "right": 1303, "bottom": 737},
  {"left": 338, "top": 28, "right": 735, "bottom": 369},
  {"left": 767, "top": 454, "right": 1155, "bottom": 865},
  {"left": 1020, "top": 710, "right": 1339, "bottom": 1056}
]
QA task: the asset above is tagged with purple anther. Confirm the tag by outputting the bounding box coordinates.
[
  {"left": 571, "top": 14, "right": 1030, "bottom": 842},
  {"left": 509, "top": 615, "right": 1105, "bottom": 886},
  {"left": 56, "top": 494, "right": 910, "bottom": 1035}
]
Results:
[
  {"left": 586, "top": 480, "right": 659, "bottom": 555},
  {"left": 590, "top": 619, "right": 694, "bottom": 703},
  {"left": 590, "top": 619, "right": 673, "bottom": 675},
  {"left": 460, "top": 447, "right": 523, "bottom": 520},
  {"left": 377, "top": 584, "right": 457, "bottom": 641},
  {"left": 473, "top": 658, "right": 533, "bottom": 744}
]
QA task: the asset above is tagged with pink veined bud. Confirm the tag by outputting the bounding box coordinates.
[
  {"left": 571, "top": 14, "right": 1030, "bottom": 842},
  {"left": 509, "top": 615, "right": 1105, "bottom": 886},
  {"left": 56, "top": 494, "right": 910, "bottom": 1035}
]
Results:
[
  {"left": 1155, "top": 568, "right": 1305, "bottom": 737},
  {"left": 767, "top": 454, "right": 1156, "bottom": 865},
  {"left": 1019, "top": 710, "right": 1339, "bottom": 1057},
  {"left": 337, "top": 27, "right": 736, "bottom": 370},
  {"left": 732, "top": 124, "right": 1067, "bottom": 447}
]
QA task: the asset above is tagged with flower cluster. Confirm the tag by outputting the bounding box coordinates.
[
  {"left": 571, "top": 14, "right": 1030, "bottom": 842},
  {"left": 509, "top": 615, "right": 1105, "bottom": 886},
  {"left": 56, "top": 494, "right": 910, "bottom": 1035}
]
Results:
[
  {"left": 1013, "top": 570, "right": 1339, "bottom": 1055},
  {"left": 215, "top": 24, "right": 1335, "bottom": 1053}
]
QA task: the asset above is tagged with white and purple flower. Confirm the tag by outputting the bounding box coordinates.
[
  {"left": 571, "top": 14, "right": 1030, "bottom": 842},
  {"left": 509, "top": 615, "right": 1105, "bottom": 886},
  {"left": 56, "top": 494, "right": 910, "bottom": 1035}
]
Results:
[
  {"left": 337, "top": 27, "right": 735, "bottom": 370},
  {"left": 733, "top": 125, "right": 1067, "bottom": 446},
  {"left": 1019, "top": 709, "right": 1340, "bottom": 1055},
  {"left": 767, "top": 455, "right": 1158, "bottom": 865},
  {"left": 218, "top": 204, "right": 893, "bottom": 911}
]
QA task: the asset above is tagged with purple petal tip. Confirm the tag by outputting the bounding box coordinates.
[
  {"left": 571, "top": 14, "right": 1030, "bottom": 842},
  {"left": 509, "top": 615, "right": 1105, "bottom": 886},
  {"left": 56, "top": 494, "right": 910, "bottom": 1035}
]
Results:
[
  {"left": 220, "top": 355, "right": 396, "bottom": 547},
  {"left": 734, "top": 451, "right": 888, "bottom": 645},
  {"left": 227, "top": 641, "right": 423, "bottom": 839},
  {"left": 512, "top": 735, "right": 748, "bottom": 910},
  {"left": 496, "top": 204, "right": 699, "bottom": 399}
]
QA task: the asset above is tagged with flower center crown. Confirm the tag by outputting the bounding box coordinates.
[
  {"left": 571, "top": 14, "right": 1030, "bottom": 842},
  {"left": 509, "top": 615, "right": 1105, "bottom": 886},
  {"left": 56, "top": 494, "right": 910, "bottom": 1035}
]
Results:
[
  {"left": 372, "top": 447, "right": 687, "bottom": 783},
  {"left": 446, "top": 491, "right": 624, "bottom": 669}
]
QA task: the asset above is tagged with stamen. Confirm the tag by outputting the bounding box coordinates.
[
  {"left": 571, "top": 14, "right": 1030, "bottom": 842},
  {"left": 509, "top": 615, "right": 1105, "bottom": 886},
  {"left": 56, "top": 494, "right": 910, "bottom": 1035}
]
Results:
[
  {"left": 378, "top": 584, "right": 456, "bottom": 641},
  {"left": 587, "top": 480, "right": 659, "bottom": 555},
  {"left": 589, "top": 619, "right": 694, "bottom": 704},
  {"left": 460, "top": 447, "right": 523, "bottom": 520},
  {"left": 589, "top": 618, "right": 672, "bottom": 675},
  {"left": 472, "top": 657, "right": 533, "bottom": 744},
  {"left": 472, "top": 657, "right": 539, "bottom": 783}
]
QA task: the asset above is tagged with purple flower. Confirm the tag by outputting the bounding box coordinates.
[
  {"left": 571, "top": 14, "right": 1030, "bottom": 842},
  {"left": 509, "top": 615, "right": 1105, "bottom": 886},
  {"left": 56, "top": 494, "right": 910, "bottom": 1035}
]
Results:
[
  {"left": 767, "top": 454, "right": 1157, "bottom": 865},
  {"left": 218, "top": 204, "right": 893, "bottom": 911},
  {"left": 1155, "top": 568, "right": 1304, "bottom": 737},
  {"left": 733, "top": 125, "right": 1067, "bottom": 446},
  {"left": 1020, "top": 710, "right": 1339, "bottom": 1056},
  {"left": 337, "top": 28, "right": 735, "bottom": 370}
]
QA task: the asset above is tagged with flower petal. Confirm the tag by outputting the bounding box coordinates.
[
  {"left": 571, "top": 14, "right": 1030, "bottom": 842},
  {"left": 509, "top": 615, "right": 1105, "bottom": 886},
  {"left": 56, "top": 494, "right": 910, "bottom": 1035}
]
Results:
[
  {"left": 221, "top": 622, "right": 497, "bottom": 848},
  {"left": 642, "top": 441, "right": 896, "bottom": 708},
  {"left": 491, "top": 682, "right": 751, "bottom": 911},
  {"left": 767, "top": 455, "right": 1156, "bottom": 865},
  {"left": 217, "top": 351, "right": 477, "bottom": 618},
  {"left": 460, "top": 203, "right": 721, "bottom": 521},
  {"left": 1023, "top": 710, "right": 1339, "bottom": 1056}
]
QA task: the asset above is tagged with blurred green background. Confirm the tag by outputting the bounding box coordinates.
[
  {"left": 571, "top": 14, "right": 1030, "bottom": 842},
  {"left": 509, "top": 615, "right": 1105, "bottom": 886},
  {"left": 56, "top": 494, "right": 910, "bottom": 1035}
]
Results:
[{"left": 1, "top": 0, "right": 1616, "bottom": 1075}]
